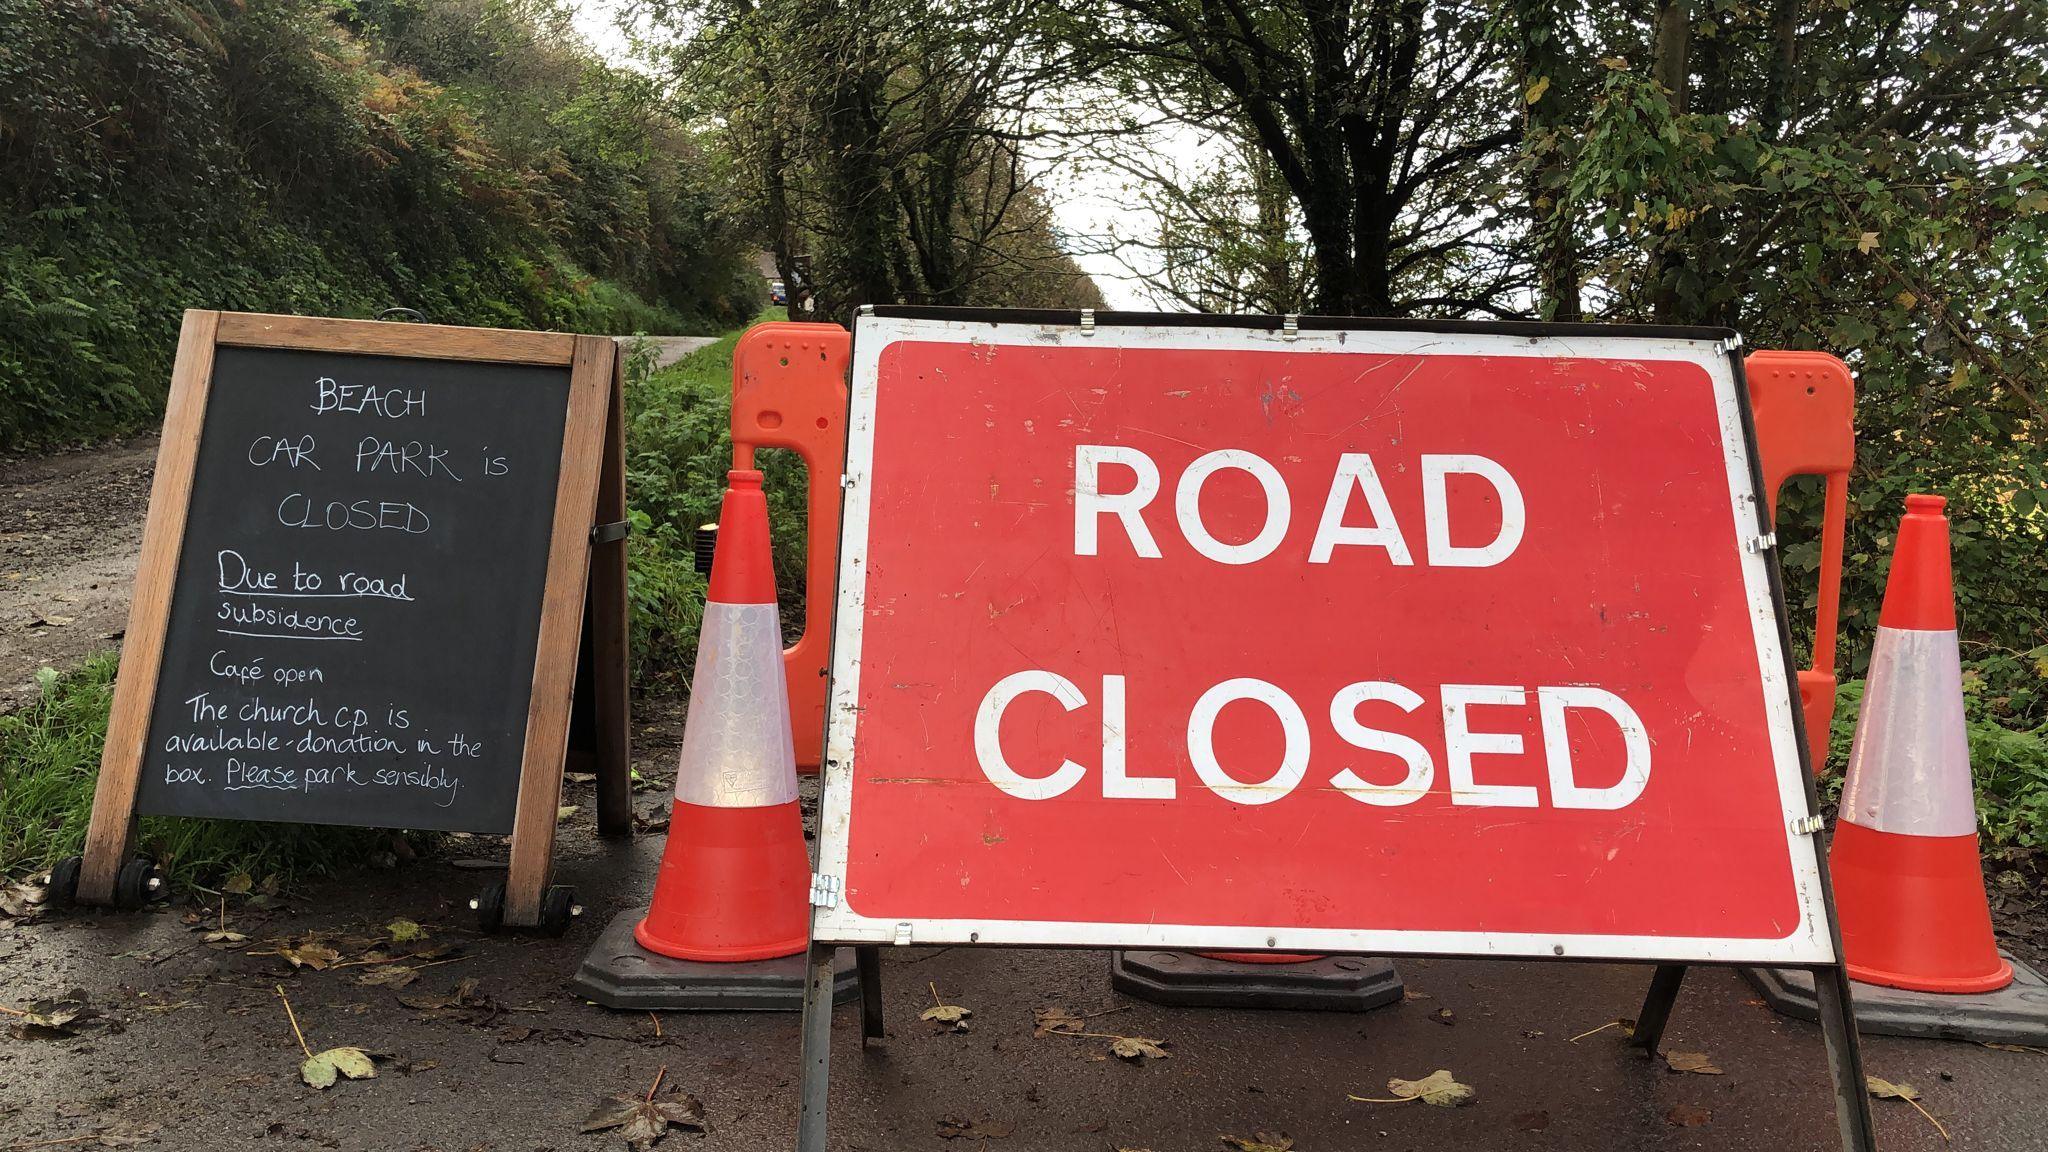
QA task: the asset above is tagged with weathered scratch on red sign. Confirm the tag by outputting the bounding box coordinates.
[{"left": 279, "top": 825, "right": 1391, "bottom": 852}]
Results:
[{"left": 814, "top": 314, "right": 1832, "bottom": 964}]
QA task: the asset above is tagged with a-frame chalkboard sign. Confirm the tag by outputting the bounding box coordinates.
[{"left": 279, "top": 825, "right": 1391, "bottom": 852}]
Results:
[{"left": 52, "top": 311, "right": 630, "bottom": 934}]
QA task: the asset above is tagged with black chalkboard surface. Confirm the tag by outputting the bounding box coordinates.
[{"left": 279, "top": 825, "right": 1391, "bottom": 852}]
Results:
[
  {"left": 133, "top": 346, "right": 570, "bottom": 833},
  {"left": 74, "top": 311, "right": 625, "bottom": 929}
]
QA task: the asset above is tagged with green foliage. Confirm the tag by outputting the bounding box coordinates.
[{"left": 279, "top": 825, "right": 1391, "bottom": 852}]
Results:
[
  {"left": 0, "top": 656, "right": 403, "bottom": 886},
  {"left": 621, "top": 320, "right": 808, "bottom": 689},
  {"left": 0, "top": 0, "right": 761, "bottom": 448},
  {"left": 1525, "top": 9, "right": 2048, "bottom": 677}
]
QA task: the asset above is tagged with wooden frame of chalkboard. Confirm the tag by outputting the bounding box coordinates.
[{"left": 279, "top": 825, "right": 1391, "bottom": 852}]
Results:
[{"left": 66, "top": 310, "right": 629, "bottom": 933}]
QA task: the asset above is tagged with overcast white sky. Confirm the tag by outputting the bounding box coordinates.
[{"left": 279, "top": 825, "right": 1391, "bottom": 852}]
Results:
[{"left": 566, "top": 0, "right": 1153, "bottom": 306}]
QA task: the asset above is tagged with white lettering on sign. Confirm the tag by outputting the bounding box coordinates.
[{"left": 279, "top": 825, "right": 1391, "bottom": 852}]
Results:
[
  {"left": 1073, "top": 445, "right": 1162, "bottom": 559},
  {"left": 1100, "top": 674, "right": 1174, "bottom": 800},
  {"left": 972, "top": 674, "right": 1651, "bottom": 810},
  {"left": 311, "top": 377, "right": 427, "bottom": 418},
  {"left": 1074, "top": 445, "right": 1525, "bottom": 567},
  {"left": 1187, "top": 677, "right": 1310, "bottom": 804},
  {"left": 1311, "top": 455, "right": 1412, "bottom": 565},
  {"left": 1328, "top": 681, "right": 1433, "bottom": 805},
  {"left": 1175, "top": 451, "right": 1291, "bottom": 565},
  {"left": 1538, "top": 685, "right": 1651, "bottom": 809},
  {"left": 973, "top": 670, "right": 1089, "bottom": 800},
  {"left": 1422, "top": 454, "right": 1526, "bottom": 568}
]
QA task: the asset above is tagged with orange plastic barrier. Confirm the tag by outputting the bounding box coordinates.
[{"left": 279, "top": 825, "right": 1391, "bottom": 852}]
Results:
[
  {"left": 1745, "top": 350, "right": 1856, "bottom": 771},
  {"left": 729, "top": 323, "right": 851, "bottom": 773}
]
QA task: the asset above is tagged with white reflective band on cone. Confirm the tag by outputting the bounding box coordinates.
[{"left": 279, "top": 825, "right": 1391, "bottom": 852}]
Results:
[
  {"left": 1839, "top": 627, "right": 1976, "bottom": 837},
  {"left": 673, "top": 601, "right": 798, "bottom": 808}
]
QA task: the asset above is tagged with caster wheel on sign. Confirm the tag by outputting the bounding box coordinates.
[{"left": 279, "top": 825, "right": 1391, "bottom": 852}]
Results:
[
  {"left": 472, "top": 881, "right": 506, "bottom": 933},
  {"left": 113, "top": 857, "right": 162, "bottom": 909},
  {"left": 46, "top": 856, "right": 83, "bottom": 907},
  {"left": 539, "top": 886, "right": 579, "bottom": 936}
]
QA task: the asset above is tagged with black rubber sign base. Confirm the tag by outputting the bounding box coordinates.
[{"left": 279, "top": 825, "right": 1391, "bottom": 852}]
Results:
[
  {"left": 1744, "top": 952, "right": 2048, "bottom": 1045},
  {"left": 1110, "top": 951, "right": 1404, "bottom": 1012},
  {"left": 571, "top": 911, "right": 859, "bottom": 1011}
]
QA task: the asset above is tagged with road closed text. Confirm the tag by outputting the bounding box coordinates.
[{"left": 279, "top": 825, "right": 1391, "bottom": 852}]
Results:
[{"left": 971, "top": 443, "right": 1650, "bottom": 810}]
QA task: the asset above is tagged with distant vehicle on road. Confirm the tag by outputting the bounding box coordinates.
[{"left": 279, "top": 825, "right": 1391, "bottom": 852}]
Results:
[{"left": 770, "top": 280, "right": 787, "bottom": 304}]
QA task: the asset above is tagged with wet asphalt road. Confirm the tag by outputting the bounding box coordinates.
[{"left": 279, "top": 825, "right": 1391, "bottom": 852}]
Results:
[{"left": 5, "top": 805, "right": 2043, "bottom": 1152}]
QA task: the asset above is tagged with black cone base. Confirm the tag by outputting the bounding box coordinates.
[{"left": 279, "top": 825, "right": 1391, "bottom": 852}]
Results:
[
  {"left": 1742, "top": 951, "right": 2048, "bottom": 1044},
  {"left": 1110, "top": 950, "right": 1403, "bottom": 1012},
  {"left": 572, "top": 910, "right": 859, "bottom": 1011}
]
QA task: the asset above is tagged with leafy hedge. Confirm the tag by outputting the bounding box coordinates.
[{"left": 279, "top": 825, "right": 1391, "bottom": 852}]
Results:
[
  {"left": 0, "top": 0, "right": 762, "bottom": 448},
  {"left": 620, "top": 326, "right": 809, "bottom": 690}
]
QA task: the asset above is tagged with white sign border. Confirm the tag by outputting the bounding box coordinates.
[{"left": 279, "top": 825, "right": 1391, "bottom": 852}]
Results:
[{"left": 815, "top": 314, "right": 1834, "bottom": 966}]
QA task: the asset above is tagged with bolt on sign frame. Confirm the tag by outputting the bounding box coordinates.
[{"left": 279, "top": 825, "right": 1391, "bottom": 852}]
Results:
[
  {"left": 74, "top": 311, "right": 630, "bottom": 931},
  {"left": 797, "top": 307, "right": 1877, "bottom": 1151}
]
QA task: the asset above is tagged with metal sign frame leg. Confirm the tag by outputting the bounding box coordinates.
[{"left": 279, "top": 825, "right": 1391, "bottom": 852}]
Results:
[
  {"left": 1815, "top": 963, "right": 1879, "bottom": 1151},
  {"left": 855, "top": 945, "right": 885, "bottom": 1042},
  {"left": 1631, "top": 964, "right": 1688, "bottom": 1052},
  {"left": 797, "top": 941, "right": 837, "bottom": 1152}
]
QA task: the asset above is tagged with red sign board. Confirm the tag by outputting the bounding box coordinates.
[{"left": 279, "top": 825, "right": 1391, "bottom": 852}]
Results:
[{"left": 814, "top": 314, "right": 1832, "bottom": 964}]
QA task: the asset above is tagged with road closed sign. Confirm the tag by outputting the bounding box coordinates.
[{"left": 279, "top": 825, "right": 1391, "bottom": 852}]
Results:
[{"left": 813, "top": 311, "right": 1835, "bottom": 965}]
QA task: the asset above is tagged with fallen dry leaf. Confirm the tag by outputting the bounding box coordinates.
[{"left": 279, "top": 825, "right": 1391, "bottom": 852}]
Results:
[
  {"left": 1429, "top": 1008, "right": 1455, "bottom": 1026},
  {"left": 1983, "top": 1042, "right": 2047, "bottom": 1055},
  {"left": 1, "top": 878, "right": 46, "bottom": 922},
  {"left": 1109, "top": 1035, "right": 1170, "bottom": 1061},
  {"left": 398, "top": 978, "right": 492, "bottom": 1016},
  {"left": 1220, "top": 1133, "right": 1294, "bottom": 1152},
  {"left": 582, "top": 1069, "right": 706, "bottom": 1150},
  {"left": 278, "top": 940, "right": 343, "bottom": 971},
  {"left": 300, "top": 1046, "right": 376, "bottom": 1089},
  {"left": 385, "top": 918, "right": 426, "bottom": 944},
  {"left": 1385, "top": 1069, "right": 1475, "bottom": 1107},
  {"left": 221, "top": 873, "right": 253, "bottom": 895},
  {"left": 920, "top": 982, "right": 971, "bottom": 1032},
  {"left": 356, "top": 965, "right": 419, "bottom": 989},
  {"left": 1663, "top": 1050, "right": 1723, "bottom": 1075},
  {"left": 1666, "top": 1104, "right": 1712, "bottom": 1128},
  {"left": 8, "top": 994, "right": 106, "bottom": 1039},
  {"left": 1032, "top": 1006, "right": 1084, "bottom": 1037},
  {"left": 1868, "top": 1076, "right": 1950, "bottom": 1143},
  {"left": 935, "top": 1116, "right": 1014, "bottom": 1140}
]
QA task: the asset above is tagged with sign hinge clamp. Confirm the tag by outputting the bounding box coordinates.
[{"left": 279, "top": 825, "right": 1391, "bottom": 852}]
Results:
[
  {"left": 1078, "top": 309, "right": 1096, "bottom": 337},
  {"left": 809, "top": 874, "right": 842, "bottom": 909},
  {"left": 893, "top": 922, "right": 914, "bottom": 945},
  {"left": 589, "top": 520, "right": 630, "bottom": 545},
  {"left": 1715, "top": 334, "right": 1745, "bottom": 356},
  {"left": 1744, "top": 532, "right": 1777, "bottom": 553},
  {"left": 1792, "top": 814, "right": 1825, "bottom": 836},
  {"left": 1282, "top": 314, "right": 1300, "bottom": 341}
]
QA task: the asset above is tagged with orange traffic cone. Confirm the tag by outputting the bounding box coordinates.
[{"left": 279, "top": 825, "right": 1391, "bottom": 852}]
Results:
[
  {"left": 633, "top": 469, "right": 811, "bottom": 962},
  {"left": 1830, "top": 494, "right": 2011, "bottom": 994}
]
